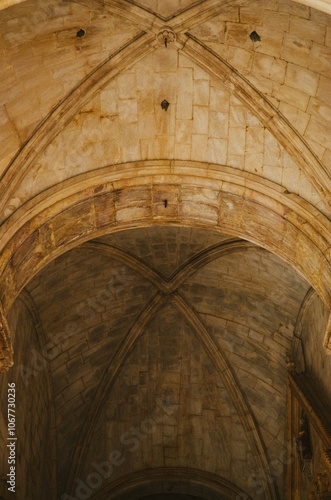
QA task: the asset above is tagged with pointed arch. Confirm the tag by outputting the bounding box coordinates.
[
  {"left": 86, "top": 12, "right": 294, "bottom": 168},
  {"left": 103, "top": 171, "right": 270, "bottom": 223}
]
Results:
[
  {"left": 91, "top": 466, "right": 252, "bottom": 499},
  {"left": 0, "top": 31, "right": 156, "bottom": 215},
  {"left": 179, "top": 33, "right": 331, "bottom": 208},
  {"left": 171, "top": 291, "right": 278, "bottom": 499},
  {"left": 1, "top": 161, "right": 331, "bottom": 371},
  {"left": 1, "top": 0, "right": 330, "bottom": 219}
]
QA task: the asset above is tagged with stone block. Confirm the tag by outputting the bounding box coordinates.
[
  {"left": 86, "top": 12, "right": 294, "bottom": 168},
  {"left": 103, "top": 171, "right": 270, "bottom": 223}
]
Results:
[
  {"left": 138, "top": 113, "right": 157, "bottom": 140},
  {"left": 240, "top": 6, "right": 263, "bottom": 25},
  {"left": 135, "top": 60, "right": 155, "bottom": 92},
  {"left": 193, "top": 79, "right": 210, "bottom": 106},
  {"left": 192, "top": 61, "right": 210, "bottom": 81},
  {"left": 317, "top": 75, "right": 331, "bottom": 104},
  {"left": 153, "top": 135, "right": 175, "bottom": 159},
  {"left": 290, "top": 15, "right": 325, "bottom": 45},
  {"left": 140, "top": 138, "right": 156, "bottom": 159},
  {"left": 285, "top": 63, "right": 319, "bottom": 95},
  {"left": 229, "top": 106, "right": 246, "bottom": 128},
  {"left": 180, "top": 200, "right": 219, "bottom": 224},
  {"left": 245, "top": 126, "right": 264, "bottom": 153},
  {"left": 278, "top": 0, "right": 310, "bottom": 17},
  {"left": 327, "top": 26, "right": 331, "bottom": 48},
  {"left": 227, "top": 154, "right": 244, "bottom": 169},
  {"left": 100, "top": 88, "right": 119, "bottom": 116},
  {"left": 307, "top": 97, "right": 331, "bottom": 124},
  {"left": 175, "top": 119, "right": 193, "bottom": 144},
  {"left": 228, "top": 46, "right": 252, "bottom": 73},
  {"left": 305, "top": 116, "right": 331, "bottom": 149},
  {"left": 153, "top": 46, "right": 178, "bottom": 73},
  {"left": 226, "top": 22, "right": 251, "bottom": 49},
  {"left": 209, "top": 111, "right": 229, "bottom": 139},
  {"left": 309, "top": 43, "right": 331, "bottom": 77},
  {"left": 191, "top": 134, "right": 208, "bottom": 160},
  {"left": 192, "top": 106, "right": 209, "bottom": 134},
  {"left": 273, "top": 83, "right": 309, "bottom": 111},
  {"left": 118, "top": 98, "right": 138, "bottom": 123},
  {"left": 174, "top": 144, "right": 191, "bottom": 160},
  {"left": 191, "top": 19, "right": 226, "bottom": 44},
  {"left": 152, "top": 184, "right": 179, "bottom": 219},
  {"left": 52, "top": 201, "right": 95, "bottom": 247},
  {"left": 261, "top": 415, "right": 280, "bottom": 439},
  {"left": 207, "top": 137, "right": 227, "bottom": 164},
  {"left": 117, "top": 72, "right": 137, "bottom": 99},
  {"left": 228, "top": 127, "right": 245, "bottom": 155},
  {"left": 244, "top": 152, "right": 263, "bottom": 175},
  {"left": 210, "top": 86, "right": 230, "bottom": 113},
  {"left": 263, "top": 10, "right": 289, "bottom": 31},
  {"left": 231, "top": 440, "right": 247, "bottom": 461},
  {"left": 255, "top": 29, "right": 283, "bottom": 58},
  {"left": 94, "top": 192, "right": 115, "bottom": 229}
]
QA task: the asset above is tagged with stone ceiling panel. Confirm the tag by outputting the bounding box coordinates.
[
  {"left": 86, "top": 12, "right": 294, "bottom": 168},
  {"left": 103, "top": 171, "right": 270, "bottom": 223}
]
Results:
[
  {"left": 25, "top": 246, "right": 158, "bottom": 493},
  {"left": 180, "top": 247, "right": 309, "bottom": 334},
  {"left": 189, "top": 0, "right": 331, "bottom": 178},
  {"left": 9, "top": 46, "right": 326, "bottom": 220},
  {"left": 99, "top": 227, "right": 232, "bottom": 278},
  {"left": 180, "top": 245, "right": 310, "bottom": 495},
  {"left": 19, "top": 225, "right": 312, "bottom": 499},
  {"left": 79, "top": 303, "right": 259, "bottom": 499},
  {"left": 0, "top": 0, "right": 141, "bottom": 177}
]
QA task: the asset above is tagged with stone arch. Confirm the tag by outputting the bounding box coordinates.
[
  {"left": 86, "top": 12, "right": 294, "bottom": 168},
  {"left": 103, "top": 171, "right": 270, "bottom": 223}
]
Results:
[
  {"left": 1, "top": 161, "right": 331, "bottom": 372},
  {"left": 90, "top": 466, "right": 252, "bottom": 499},
  {"left": 63, "top": 241, "right": 278, "bottom": 498},
  {"left": 0, "top": 31, "right": 156, "bottom": 214},
  {"left": 1, "top": 0, "right": 331, "bottom": 219}
]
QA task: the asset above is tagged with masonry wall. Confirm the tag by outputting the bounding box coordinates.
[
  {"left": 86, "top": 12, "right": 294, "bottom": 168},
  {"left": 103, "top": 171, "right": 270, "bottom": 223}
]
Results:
[
  {"left": 77, "top": 303, "right": 262, "bottom": 499},
  {"left": 0, "top": 297, "right": 54, "bottom": 499},
  {"left": 300, "top": 293, "right": 331, "bottom": 405},
  {"left": 290, "top": 292, "right": 331, "bottom": 499}
]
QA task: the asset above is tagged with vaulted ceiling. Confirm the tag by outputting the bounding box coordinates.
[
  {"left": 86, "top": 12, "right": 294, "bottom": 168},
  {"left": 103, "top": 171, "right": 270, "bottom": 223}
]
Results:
[
  {"left": 0, "top": 1, "right": 331, "bottom": 499},
  {"left": 23, "top": 227, "right": 311, "bottom": 499}
]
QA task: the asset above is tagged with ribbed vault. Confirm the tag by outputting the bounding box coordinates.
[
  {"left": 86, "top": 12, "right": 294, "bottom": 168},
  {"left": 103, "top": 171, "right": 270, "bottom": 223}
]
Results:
[
  {"left": 1, "top": 1, "right": 331, "bottom": 499},
  {"left": 19, "top": 226, "right": 309, "bottom": 498},
  {"left": 1, "top": 0, "right": 331, "bottom": 215}
]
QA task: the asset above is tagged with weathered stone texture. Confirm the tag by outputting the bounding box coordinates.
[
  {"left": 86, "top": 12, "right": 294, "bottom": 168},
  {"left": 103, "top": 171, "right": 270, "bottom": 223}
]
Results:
[
  {"left": 0, "top": 1, "right": 331, "bottom": 499},
  {"left": 0, "top": 0, "right": 140, "bottom": 176},
  {"left": 101, "top": 226, "right": 229, "bottom": 278},
  {"left": 0, "top": 298, "right": 53, "bottom": 499},
  {"left": 81, "top": 303, "right": 259, "bottom": 498},
  {"left": 24, "top": 245, "right": 157, "bottom": 493},
  {"left": 10, "top": 45, "right": 328, "bottom": 220},
  {"left": 180, "top": 246, "right": 310, "bottom": 495},
  {"left": 298, "top": 293, "right": 331, "bottom": 405},
  {"left": 190, "top": 0, "right": 331, "bottom": 187}
]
